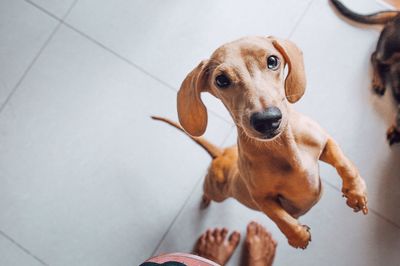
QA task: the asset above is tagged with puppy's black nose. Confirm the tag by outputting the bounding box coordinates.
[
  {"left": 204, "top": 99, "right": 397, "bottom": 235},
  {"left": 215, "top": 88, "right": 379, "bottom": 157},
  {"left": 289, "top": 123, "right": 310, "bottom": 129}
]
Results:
[{"left": 250, "top": 107, "right": 282, "bottom": 134}]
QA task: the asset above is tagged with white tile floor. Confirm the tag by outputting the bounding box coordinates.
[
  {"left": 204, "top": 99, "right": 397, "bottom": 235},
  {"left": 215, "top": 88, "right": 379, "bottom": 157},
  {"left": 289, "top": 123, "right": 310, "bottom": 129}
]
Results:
[{"left": 0, "top": 0, "right": 399, "bottom": 265}]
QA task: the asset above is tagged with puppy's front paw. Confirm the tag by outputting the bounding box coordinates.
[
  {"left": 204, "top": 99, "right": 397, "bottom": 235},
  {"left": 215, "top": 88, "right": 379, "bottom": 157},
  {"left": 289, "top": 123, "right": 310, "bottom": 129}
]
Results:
[
  {"left": 342, "top": 178, "right": 368, "bottom": 214},
  {"left": 387, "top": 126, "right": 400, "bottom": 145},
  {"left": 287, "top": 225, "right": 311, "bottom": 249}
]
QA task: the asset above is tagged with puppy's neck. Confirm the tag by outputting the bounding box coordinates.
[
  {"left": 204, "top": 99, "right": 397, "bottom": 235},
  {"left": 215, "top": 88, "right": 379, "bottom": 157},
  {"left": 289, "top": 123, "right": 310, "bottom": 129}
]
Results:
[{"left": 236, "top": 123, "right": 302, "bottom": 167}]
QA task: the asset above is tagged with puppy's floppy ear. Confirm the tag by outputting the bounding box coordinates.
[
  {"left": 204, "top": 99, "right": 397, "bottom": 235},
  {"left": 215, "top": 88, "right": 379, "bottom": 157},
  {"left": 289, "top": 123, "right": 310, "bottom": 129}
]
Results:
[
  {"left": 272, "top": 38, "right": 306, "bottom": 103},
  {"left": 177, "top": 60, "right": 210, "bottom": 136}
]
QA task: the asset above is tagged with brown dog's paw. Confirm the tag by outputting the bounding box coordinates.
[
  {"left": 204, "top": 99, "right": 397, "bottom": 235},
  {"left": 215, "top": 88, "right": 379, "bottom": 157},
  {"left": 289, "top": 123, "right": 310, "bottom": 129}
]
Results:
[
  {"left": 372, "top": 86, "right": 386, "bottom": 96},
  {"left": 372, "top": 80, "right": 386, "bottom": 96},
  {"left": 387, "top": 126, "right": 400, "bottom": 145},
  {"left": 200, "top": 194, "right": 211, "bottom": 209},
  {"left": 342, "top": 178, "right": 368, "bottom": 215},
  {"left": 287, "top": 225, "right": 311, "bottom": 249}
]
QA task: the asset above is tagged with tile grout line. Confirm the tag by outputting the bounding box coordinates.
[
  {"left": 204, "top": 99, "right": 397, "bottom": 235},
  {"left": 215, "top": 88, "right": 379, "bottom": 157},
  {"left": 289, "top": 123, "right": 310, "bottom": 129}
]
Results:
[
  {"left": 287, "top": 0, "right": 315, "bottom": 39},
  {"left": 220, "top": 125, "right": 236, "bottom": 146},
  {"left": 0, "top": 1, "right": 81, "bottom": 265},
  {"left": 0, "top": 230, "right": 49, "bottom": 266},
  {"left": 322, "top": 178, "right": 400, "bottom": 230},
  {"left": 150, "top": 128, "right": 234, "bottom": 257},
  {"left": 25, "top": 0, "right": 63, "bottom": 21},
  {"left": 61, "top": 22, "right": 177, "bottom": 92}
]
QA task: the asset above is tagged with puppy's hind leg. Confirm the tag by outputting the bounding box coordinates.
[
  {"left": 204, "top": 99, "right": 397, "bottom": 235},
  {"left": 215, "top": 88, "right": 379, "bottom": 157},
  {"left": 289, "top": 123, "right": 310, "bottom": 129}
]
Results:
[
  {"left": 201, "top": 170, "right": 228, "bottom": 209},
  {"left": 201, "top": 150, "right": 236, "bottom": 209}
]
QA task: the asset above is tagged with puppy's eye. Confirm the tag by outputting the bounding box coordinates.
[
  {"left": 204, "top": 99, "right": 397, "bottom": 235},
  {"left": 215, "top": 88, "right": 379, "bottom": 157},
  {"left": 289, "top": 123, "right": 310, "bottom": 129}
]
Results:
[
  {"left": 267, "top": 55, "right": 280, "bottom": 70},
  {"left": 215, "top": 74, "right": 231, "bottom": 88}
]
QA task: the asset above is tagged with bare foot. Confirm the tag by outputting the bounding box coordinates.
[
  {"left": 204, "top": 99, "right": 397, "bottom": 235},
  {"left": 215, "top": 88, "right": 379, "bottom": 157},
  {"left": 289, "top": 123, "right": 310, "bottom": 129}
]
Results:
[
  {"left": 194, "top": 227, "right": 241, "bottom": 265},
  {"left": 245, "top": 221, "right": 277, "bottom": 266}
]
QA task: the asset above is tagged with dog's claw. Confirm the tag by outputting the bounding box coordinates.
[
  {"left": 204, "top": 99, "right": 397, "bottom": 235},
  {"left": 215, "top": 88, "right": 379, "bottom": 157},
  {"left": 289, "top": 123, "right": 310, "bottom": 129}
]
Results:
[
  {"left": 287, "top": 225, "right": 311, "bottom": 249},
  {"left": 372, "top": 85, "right": 385, "bottom": 96},
  {"left": 342, "top": 178, "right": 368, "bottom": 215},
  {"left": 200, "top": 194, "right": 211, "bottom": 209},
  {"left": 387, "top": 126, "right": 400, "bottom": 145}
]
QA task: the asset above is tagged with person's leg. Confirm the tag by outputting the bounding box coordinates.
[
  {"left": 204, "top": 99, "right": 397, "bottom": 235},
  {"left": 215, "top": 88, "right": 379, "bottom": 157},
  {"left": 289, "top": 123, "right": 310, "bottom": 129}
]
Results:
[
  {"left": 244, "top": 221, "right": 277, "bottom": 266},
  {"left": 194, "top": 228, "right": 241, "bottom": 266}
]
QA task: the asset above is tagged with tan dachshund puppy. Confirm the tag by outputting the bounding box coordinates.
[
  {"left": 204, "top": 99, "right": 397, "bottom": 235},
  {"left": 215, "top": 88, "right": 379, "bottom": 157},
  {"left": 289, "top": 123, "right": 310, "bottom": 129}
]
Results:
[{"left": 153, "top": 36, "right": 368, "bottom": 249}]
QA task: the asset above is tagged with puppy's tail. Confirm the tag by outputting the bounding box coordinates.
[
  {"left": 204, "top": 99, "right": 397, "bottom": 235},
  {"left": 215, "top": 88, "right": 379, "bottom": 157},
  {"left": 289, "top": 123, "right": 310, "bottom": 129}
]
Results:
[
  {"left": 330, "top": 0, "right": 399, "bottom": 25},
  {"left": 151, "top": 116, "right": 223, "bottom": 159}
]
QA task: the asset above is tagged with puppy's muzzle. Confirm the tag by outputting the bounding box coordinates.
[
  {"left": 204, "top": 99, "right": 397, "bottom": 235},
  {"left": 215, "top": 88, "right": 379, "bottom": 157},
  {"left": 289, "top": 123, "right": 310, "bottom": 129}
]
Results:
[{"left": 250, "top": 107, "right": 282, "bottom": 138}]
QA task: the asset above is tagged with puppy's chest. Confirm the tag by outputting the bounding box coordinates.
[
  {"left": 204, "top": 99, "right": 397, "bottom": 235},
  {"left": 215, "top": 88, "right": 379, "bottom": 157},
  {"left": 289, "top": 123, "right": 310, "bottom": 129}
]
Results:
[{"left": 241, "top": 152, "right": 320, "bottom": 192}]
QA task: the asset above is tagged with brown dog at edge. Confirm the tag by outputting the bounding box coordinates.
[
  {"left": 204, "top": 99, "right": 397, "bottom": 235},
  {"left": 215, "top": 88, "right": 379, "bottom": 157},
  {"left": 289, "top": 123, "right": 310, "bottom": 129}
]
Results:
[
  {"left": 330, "top": 0, "right": 400, "bottom": 145},
  {"left": 152, "top": 36, "right": 368, "bottom": 249}
]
